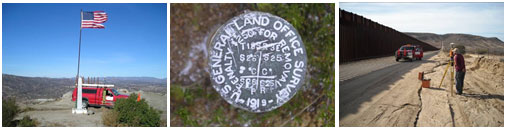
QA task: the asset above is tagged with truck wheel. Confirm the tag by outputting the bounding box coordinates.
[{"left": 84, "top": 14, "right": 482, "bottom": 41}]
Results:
[
  {"left": 409, "top": 58, "right": 413, "bottom": 62},
  {"left": 395, "top": 58, "right": 399, "bottom": 62},
  {"left": 82, "top": 100, "right": 88, "bottom": 109}
]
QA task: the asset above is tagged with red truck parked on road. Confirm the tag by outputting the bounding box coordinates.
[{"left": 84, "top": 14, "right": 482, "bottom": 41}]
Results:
[
  {"left": 395, "top": 44, "right": 423, "bottom": 62},
  {"left": 71, "top": 87, "right": 128, "bottom": 108}
]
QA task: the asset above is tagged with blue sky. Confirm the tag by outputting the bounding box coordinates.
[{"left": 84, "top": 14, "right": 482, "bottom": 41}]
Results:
[
  {"left": 3, "top": 3, "right": 167, "bottom": 78},
  {"left": 340, "top": 2, "right": 504, "bottom": 41}
]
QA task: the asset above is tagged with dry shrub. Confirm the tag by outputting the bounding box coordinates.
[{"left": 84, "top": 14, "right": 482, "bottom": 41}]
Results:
[
  {"left": 2, "top": 98, "right": 19, "bottom": 127},
  {"left": 102, "top": 93, "right": 161, "bottom": 127},
  {"left": 18, "top": 116, "right": 38, "bottom": 127}
]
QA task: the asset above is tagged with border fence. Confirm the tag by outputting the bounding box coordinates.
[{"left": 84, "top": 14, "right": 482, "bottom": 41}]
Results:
[{"left": 339, "top": 9, "right": 438, "bottom": 63}]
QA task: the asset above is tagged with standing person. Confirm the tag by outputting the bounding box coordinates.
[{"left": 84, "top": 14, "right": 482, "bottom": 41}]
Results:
[{"left": 453, "top": 48, "right": 466, "bottom": 95}]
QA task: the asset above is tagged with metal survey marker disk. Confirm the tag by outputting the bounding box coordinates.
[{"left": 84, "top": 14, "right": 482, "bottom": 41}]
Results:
[{"left": 208, "top": 11, "right": 307, "bottom": 113}]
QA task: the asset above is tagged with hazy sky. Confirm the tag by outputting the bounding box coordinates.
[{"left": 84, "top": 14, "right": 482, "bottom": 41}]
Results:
[
  {"left": 339, "top": 2, "right": 504, "bottom": 41},
  {"left": 3, "top": 3, "right": 167, "bottom": 78}
]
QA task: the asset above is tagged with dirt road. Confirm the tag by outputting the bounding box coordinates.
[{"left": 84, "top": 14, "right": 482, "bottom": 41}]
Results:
[{"left": 339, "top": 51, "right": 504, "bottom": 127}]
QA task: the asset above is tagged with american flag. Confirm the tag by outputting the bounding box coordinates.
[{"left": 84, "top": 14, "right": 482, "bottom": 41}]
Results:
[{"left": 81, "top": 11, "right": 108, "bottom": 29}]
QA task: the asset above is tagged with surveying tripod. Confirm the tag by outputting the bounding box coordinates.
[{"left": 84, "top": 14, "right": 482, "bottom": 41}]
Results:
[{"left": 438, "top": 59, "right": 454, "bottom": 96}]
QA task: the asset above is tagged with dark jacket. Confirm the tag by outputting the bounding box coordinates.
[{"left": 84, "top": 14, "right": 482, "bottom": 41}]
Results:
[{"left": 454, "top": 54, "right": 466, "bottom": 72}]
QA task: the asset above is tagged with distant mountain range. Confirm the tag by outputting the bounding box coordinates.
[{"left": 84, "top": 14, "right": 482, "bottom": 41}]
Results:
[
  {"left": 405, "top": 32, "right": 504, "bottom": 54},
  {"left": 2, "top": 74, "right": 167, "bottom": 100}
]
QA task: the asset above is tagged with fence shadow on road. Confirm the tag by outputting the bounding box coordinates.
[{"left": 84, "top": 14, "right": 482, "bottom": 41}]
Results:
[{"left": 339, "top": 52, "right": 438, "bottom": 120}]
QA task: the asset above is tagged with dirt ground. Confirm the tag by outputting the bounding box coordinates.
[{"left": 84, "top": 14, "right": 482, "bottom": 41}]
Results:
[
  {"left": 16, "top": 91, "right": 167, "bottom": 127},
  {"left": 339, "top": 51, "right": 504, "bottom": 127}
]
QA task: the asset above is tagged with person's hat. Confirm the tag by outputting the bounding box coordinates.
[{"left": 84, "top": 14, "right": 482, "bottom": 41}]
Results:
[{"left": 452, "top": 48, "right": 459, "bottom": 53}]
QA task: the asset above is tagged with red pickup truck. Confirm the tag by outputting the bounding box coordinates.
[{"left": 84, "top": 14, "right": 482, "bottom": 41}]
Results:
[
  {"left": 395, "top": 44, "right": 423, "bottom": 62},
  {"left": 71, "top": 87, "right": 128, "bottom": 108}
]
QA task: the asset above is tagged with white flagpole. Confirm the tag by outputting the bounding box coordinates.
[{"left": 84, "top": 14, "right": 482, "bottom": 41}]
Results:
[
  {"left": 73, "top": 9, "right": 87, "bottom": 114},
  {"left": 77, "top": 9, "right": 82, "bottom": 78}
]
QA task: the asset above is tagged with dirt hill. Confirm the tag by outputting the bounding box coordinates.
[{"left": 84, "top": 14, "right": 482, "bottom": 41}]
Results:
[
  {"left": 2, "top": 74, "right": 74, "bottom": 100},
  {"left": 405, "top": 32, "right": 504, "bottom": 54}
]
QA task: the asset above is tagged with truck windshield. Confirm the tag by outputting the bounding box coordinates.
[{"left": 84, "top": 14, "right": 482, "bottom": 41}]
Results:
[
  {"left": 111, "top": 89, "right": 121, "bottom": 96},
  {"left": 400, "top": 47, "right": 414, "bottom": 50}
]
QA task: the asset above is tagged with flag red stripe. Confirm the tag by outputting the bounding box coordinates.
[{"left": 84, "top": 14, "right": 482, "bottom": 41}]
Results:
[{"left": 81, "top": 11, "right": 107, "bottom": 29}]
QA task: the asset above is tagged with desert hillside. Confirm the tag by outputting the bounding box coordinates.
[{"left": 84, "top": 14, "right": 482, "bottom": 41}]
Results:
[
  {"left": 405, "top": 32, "right": 503, "bottom": 54},
  {"left": 2, "top": 74, "right": 167, "bottom": 100}
]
